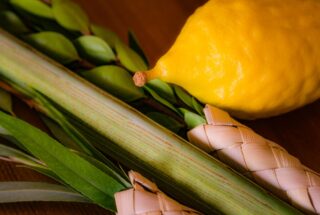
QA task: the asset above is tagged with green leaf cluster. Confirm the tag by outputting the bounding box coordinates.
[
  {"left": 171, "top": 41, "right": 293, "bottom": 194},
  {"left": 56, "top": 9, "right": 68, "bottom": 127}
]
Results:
[
  {"left": 1, "top": 0, "right": 148, "bottom": 105},
  {"left": 0, "top": 110, "right": 129, "bottom": 211},
  {"left": 0, "top": 1, "right": 207, "bottom": 195},
  {"left": 0, "top": 0, "right": 207, "bottom": 133}
]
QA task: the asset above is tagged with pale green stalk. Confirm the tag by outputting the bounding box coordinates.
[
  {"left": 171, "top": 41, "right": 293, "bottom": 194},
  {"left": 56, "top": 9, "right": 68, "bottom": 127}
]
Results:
[{"left": 0, "top": 29, "right": 302, "bottom": 215}]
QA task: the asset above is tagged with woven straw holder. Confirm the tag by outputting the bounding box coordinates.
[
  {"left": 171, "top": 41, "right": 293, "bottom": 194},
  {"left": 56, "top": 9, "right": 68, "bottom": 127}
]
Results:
[
  {"left": 115, "top": 171, "right": 201, "bottom": 215},
  {"left": 188, "top": 105, "right": 320, "bottom": 214}
]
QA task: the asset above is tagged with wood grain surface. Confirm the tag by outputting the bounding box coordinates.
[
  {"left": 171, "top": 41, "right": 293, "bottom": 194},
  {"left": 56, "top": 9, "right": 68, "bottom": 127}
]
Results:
[{"left": 0, "top": 0, "right": 319, "bottom": 214}]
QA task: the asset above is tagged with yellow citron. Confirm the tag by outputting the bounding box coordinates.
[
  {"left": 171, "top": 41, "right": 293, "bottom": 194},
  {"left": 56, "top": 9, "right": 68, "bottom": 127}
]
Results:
[{"left": 143, "top": 0, "right": 320, "bottom": 119}]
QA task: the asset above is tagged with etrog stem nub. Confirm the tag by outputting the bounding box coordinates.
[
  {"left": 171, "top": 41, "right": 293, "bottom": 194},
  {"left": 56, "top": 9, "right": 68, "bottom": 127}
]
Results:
[
  {"left": 133, "top": 71, "right": 148, "bottom": 87},
  {"left": 0, "top": 29, "right": 302, "bottom": 215}
]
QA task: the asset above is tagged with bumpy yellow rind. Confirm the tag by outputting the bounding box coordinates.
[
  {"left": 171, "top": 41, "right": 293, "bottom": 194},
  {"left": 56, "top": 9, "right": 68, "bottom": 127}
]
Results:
[{"left": 147, "top": 0, "right": 320, "bottom": 119}]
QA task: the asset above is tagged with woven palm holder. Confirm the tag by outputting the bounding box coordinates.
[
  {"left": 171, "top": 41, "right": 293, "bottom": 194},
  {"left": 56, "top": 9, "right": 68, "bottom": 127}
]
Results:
[
  {"left": 115, "top": 171, "right": 201, "bottom": 215},
  {"left": 188, "top": 105, "right": 320, "bottom": 214}
]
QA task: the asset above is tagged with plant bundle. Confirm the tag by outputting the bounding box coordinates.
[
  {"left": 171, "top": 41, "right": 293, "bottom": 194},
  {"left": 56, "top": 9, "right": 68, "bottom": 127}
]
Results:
[{"left": 0, "top": 0, "right": 318, "bottom": 214}]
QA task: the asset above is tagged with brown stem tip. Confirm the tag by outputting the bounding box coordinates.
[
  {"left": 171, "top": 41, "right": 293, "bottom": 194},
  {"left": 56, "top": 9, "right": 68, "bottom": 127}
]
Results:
[{"left": 133, "top": 71, "right": 148, "bottom": 87}]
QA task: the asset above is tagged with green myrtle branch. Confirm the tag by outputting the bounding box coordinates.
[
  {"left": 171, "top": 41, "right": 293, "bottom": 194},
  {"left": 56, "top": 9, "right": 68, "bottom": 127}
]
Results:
[{"left": 0, "top": 0, "right": 206, "bottom": 133}]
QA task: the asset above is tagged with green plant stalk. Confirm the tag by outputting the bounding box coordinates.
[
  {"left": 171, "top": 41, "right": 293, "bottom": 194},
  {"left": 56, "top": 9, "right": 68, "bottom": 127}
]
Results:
[{"left": 0, "top": 29, "right": 302, "bottom": 215}]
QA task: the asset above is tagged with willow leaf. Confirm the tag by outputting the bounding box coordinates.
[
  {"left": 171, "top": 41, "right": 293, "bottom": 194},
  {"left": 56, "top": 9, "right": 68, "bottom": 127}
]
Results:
[
  {"left": 10, "top": 0, "right": 53, "bottom": 19},
  {"left": 115, "top": 41, "right": 147, "bottom": 72},
  {"left": 82, "top": 65, "right": 145, "bottom": 102},
  {"left": 41, "top": 116, "right": 81, "bottom": 151},
  {"left": 26, "top": 31, "right": 79, "bottom": 64},
  {"left": 0, "top": 142, "right": 61, "bottom": 182},
  {"left": 52, "top": 0, "right": 90, "bottom": 33},
  {"left": 20, "top": 165, "right": 63, "bottom": 184},
  {"left": 33, "top": 91, "right": 117, "bottom": 167},
  {"left": 59, "top": 111, "right": 130, "bottom": 183},
  {"left": 75, "top": 151, "right": 130, "bottom": 188},
  {"left": 0, "top": 111, "right": 127, "bottom": 211},
  {"left": 75, "top": 35, "right": 115, "bottom": 64},
  {"left": 0, "top": 182, "right": 88, "bottom": 203},
  {"left": 0, "top": 88, "right": 13, "bottom": 115},
  {"left": 0, "top": 143, "right": 41, "bottom": 166},
  {"left": 25, "top": 91, "right": 127, "bottom": 184}
]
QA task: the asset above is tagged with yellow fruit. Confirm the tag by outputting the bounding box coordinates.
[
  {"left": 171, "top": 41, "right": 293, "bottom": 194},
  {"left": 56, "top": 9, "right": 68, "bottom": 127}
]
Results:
[{"left": 143, "top": 0, "right": 320, "bottom": 119}]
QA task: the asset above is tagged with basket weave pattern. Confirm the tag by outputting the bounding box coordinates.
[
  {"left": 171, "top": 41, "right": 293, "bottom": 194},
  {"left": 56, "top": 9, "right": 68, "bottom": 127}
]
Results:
[
  {"left": 115, "top": 171, "right": 201, "bottom": 215},
  {"left": 188, "top": 105, "right": 320, "bottom": 214}
]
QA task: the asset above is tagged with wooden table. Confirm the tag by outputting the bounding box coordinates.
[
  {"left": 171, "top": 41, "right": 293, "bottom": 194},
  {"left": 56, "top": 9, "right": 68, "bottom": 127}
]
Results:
[{"left": 0, "top": 0, "right": 319, "bottom": 214}]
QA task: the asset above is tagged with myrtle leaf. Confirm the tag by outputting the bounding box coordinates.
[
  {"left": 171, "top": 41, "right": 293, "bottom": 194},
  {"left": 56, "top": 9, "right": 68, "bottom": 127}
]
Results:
[
  {"left": 179, "top": 108, "right": 206, "bottom": 129},
  {"left": 128, "top": 31, "right": 149, "bottom": 66},
  {"left": 0, "top": 111, "right": 127, "bottom": 211},
  {"left": 0, "top": 182, "right": 89, "bottom": 203},
  {"left": 10, "top": 0, "right": 53, "bottom": 19},
  {"left": 0, "top": 88, "right": 13, "bottom": 115},
  {"left": 74, "top": 35, "right": 115, "bottom": 64},
  {"left": 143, "top": 85, "right": 180, "bottom": 115},
  {"left": 91, "top": 24, "right": 120, "bottom": 49},
  {"left": 31, "top": 19, "right": 79, "bottom": 39},
  {"left": 174, "top": 85, "right": 193, "bottom": 108},
  {"left": 147, "top": 79, "right": 176, "bottom": 104},
  {"left": 52, "top": 0, "right": 90, "bottom": 34},
  {"left": 81, "top": 65, "right": 145, "bottom": 102},
  {"left": 0, "top": 10, "right": 29, "bottom": 35},
  {"left": 146, "top": 112, "right": 184, "bottom": 133},
  {"left": 26, "top": 31, "right": 79, "bottom": 64},
  {"left": 192, "top": 97, "right": 204, "bottom": 116},
  {"left": 115, "top": 41, "right": 148, "bottom": 72}
]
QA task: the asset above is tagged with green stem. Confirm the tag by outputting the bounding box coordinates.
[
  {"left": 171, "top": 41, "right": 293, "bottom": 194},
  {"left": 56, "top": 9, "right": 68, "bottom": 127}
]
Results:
[{"left": 0, "top": 29, "right": 302, "bottom": 215}]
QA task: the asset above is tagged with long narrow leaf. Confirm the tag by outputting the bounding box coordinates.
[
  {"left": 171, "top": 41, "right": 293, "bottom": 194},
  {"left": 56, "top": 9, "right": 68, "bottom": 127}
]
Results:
[
  {"left": 75, "top": 151, "right": 130, "bottom": 188},
  {"left": 0, "top": 182, "right": 88, "bottom": 203},
  {"left": 0, "top": 142, "right": 61, "bottom": 182},
  {"left": 19, "top": 165, "right": 63, "bottom": 184},
  {"left": 0, "top": 111, "right": 127, "bottom": 212},
  {"left": 41, "top": 115, "right": 81, "bottom": 151},
  {"left": 0, "top": 142, "right": 42, "bottom": 166},
  {"left": 39, "top": 98, "right": 130, "bottom": 183},
  {"left": 29, "top": 89, "right": 118, "bottom": 168},
  {"left": 61, "top": 112, "right": 130, "bottom": 181}
]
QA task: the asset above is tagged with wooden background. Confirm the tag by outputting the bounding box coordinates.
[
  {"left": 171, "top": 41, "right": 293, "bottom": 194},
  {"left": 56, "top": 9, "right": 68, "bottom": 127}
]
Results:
[{"left": 0, "top": 0, "right": 319, "bottom": 214}]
